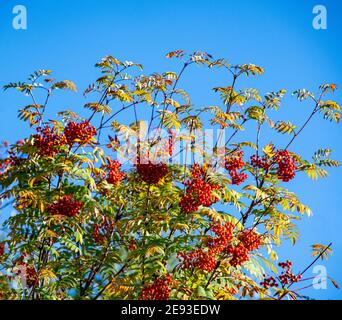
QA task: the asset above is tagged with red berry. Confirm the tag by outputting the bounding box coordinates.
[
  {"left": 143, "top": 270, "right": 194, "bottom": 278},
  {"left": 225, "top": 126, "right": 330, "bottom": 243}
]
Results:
[
  {"left": 26, "top": 265, "right": 39, "bottom": 288},
  {"left": 237, "top": 229, "right": 262, "bottom": 251},
  {"left": 274, "top": 150, "right": 297, "bottom": 182},
  {"left": 136, "top": 161, "right": 169, "bottom": 184},
  {"left": 250, "top": 154, "right": 270, "bottom": 170},
  {"left": 207, "top": 223, "right": 233, "bottom": 254},
  {"left": 47, "top": 195, "right": 83, "bottom": 217},
  {"left": 0, "top": 243, "right": 5, "bottom": 256},
  {"left": 260, "top": 276, "right": 278, "bottom": 289},
  {"left": 276, "top": 260, "right": 301, "bottom": 285},
  {"left": 33, "top": 126, "right": 67, "bottom": 157},
  {"left": 105, "top": 159, "right": 125, "bottom": 184},
  {"left": 224, "top": 243, "right": 250, "bottom": 267},
  {"left": 224, "top": 151, "right": 248, "bottom": 185},
  {"left": 140, "top": 275, "right": 173, "bottom": 300},
  {"left": 178, "top": 248, "right": 217, "bottom": 272},
  {"left": 64, "top": 121, "right": 96, "bottom": 146},
  {"left": 180, "top": 164, "right": 221, "bottom": 213},
  {"left": 92, "top": 219, "right": 115, "bottom": 244},
  {"left": 224, "top": 150, "right": 245, "bottom": 171},
  {"left": 230, "top": 170, "right": 248, "bottom": 185},
  {"left": 15, "top": 263, "right": 39, "bottom": 288},
  {"left": 128, "top": 240, "right": 137, "bottom": 251}
]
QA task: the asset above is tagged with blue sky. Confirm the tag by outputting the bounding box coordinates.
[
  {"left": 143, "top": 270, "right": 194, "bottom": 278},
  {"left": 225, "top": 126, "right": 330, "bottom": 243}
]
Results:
[{"left": 0, "top": 0, "right": 341, "bottom": 299}]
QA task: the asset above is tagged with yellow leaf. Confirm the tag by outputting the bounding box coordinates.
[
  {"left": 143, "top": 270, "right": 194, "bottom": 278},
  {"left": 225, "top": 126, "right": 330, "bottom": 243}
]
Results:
[
  {"left": 146, "top": 246, "right": 165, "bottom": 257},
  {"left": 262, "top": 144, "right": 275, "bottom": 157}
]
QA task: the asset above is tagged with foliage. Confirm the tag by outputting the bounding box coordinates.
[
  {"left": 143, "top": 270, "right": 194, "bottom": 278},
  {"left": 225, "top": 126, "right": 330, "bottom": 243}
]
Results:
[{"left": 0, "top": 51, "right": 340, "bottom": 300}]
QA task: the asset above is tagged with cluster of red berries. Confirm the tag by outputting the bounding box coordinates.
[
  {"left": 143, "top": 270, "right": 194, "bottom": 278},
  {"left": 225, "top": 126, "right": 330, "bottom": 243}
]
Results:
[
  {"left": 47, "top": 195, "right": 83, "bottom": 217},
  {"left": 127, "top": 239, "right": 138, "bottom": 251},
  {"left": 26, "top": 265, "right": 39, "bottom": 288},
  {"left": 136, "top": 161, "right": 169, "bottom": 184},
  {"left": 237, "top": 229, "right": 262, "bottom": 251},
  {"left": 224, "top": 229, "right": 262, "bottom": 267},
  {"left": 140, "top": 275, "right": 173, "bottom": 300},
  {"left": 0, "top": 158, "right": 11, "bottom": 175},
  {"left": 0, "top": 243, "right": 5, "bottom": 256},
  {"left": 224, "top": 243, "right": 250, "bottom": 267},
  {"left": 250, "top": 154, "right": 270, "bottom": 171},
  {"left": 178, "top": 248, "right": 217, "bottom": 272},
  {"left": 260, "top": 276, "right": 278, "bottom": 289},
  {"left": 207, "top": 223, "right": 233, "bottom": 254},
  {"left": 179, "top": 222, "right": 233, "bottom": 271},
  {"left": 1, "top": 141, "right": 27, "bottom": 169},
  {"left": 7, "top": 149, "right": 25, "bottom": 167},
  {"left": 178, "top": 223, "right": 262, "bottom": 271},
  {"left": 92, "top": 219, "right": 115, "bottom": 244},
  {"left": 1, "top": 146, "right": 28, "bottom": 176},
  {"left": 64, "top": 120, "right": 97, "bottom": 146},
  {"left": 260, "top": 260, "right": 302, "bottom": 289},
  {"left": 180, "top": 164, "right": 221, "bottom": 213},
  {"left": 224, "top": 151, "right": 248, "bottom": 185},
  {"left": 15, "top": 260, "right": 39, "bottom": 288},
  {"left": 230, "top": 172, "right": 248, "bottom": 185},
  {"left": 278, "top": 260, "right": 302, "bottom": 285},
  {"left": 274, "top": 150, "right": 297, "bottom": 182},
  {"left": 105, "top": 159, "right": 125, "bottom": 184},
  {"left": 33, "top": 126, "right": 67, "bottom": 157}
]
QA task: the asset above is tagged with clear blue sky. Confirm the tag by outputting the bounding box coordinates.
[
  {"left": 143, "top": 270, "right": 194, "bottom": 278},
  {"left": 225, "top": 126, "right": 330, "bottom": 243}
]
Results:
[{"left": 0, "top": 0, "right": 341, "bottom": 299}]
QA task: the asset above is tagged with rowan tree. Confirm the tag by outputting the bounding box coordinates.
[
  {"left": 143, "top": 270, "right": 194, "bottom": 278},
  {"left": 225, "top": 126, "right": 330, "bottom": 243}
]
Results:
[{"left": 0, "top": 51, "right": 340, "bottom": 300}]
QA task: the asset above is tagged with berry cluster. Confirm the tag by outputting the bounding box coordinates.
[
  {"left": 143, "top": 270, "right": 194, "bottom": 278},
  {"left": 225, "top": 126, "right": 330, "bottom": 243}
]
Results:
[
  {"left": 140, "top": 275, "right": 173, "bottom": 300},
  {"left": 105, "top": 159, "right": 125, "bottom": 184},
  {"left": 1, "top": 142, "right": 28, "bottom": 176},
  {"left": 15, "top": 262, "right": 39, "bottom": 288},
  {"left": 26, "top": 265, "right": 39, "bottom": 288},
  {"left": 178, "top": 248, "right": 217, "bottom": 272},
  {"left": 224, "top": 243, "right": 250, "bottom": 267},
  {"left": 92, "top": 219, "right": 115, "bottom": 244},
  {"left": 250, "top": 154, "right": 270, "bottom": 171},
  {"left": 47, "top": 195, "right": 83, "bottom": 217},
  {"left": 179, "top": 222, "right": 233, "bottom": 271},
  {"left": 260, "top": 276, "right": 278, "bottom": 289},
  {"left": 230, "top": 172, "right": 248, "bottom": 185},
  {"left": 207, "top": 223, "right": 233, "bottom": 254},
  {"left": 0, "top": 243, "right": 4, "bottom": 256},
  {"left": 0, "top": 158, "right": 11, "bottom": 175},
  {"left": 7, "top": 149, "right": 25, "bottom": 167},
  {"left": 180, "top": 164, "right": 221, "bottom": 213},
  {"left": 274, "top": 150, "right": 297, "bottom": 182},
  {"left": 237, "top": 229, "right": 262, "bottom": 251},
  {"left": 260, "top": 260, "right": 302, "bottom": 289},
  {"left": 224, "top": 229, "right": 262, "bottom": 267},
  {"left": 93, "top": 224, "right": 104, "bottom": 244},
  {"left": 278, "top": 260, "right": 302, "bottom": 285},
  {"left": 136, "top": 161, "right": 169, "bottom": 184},
  {"left": 179, "top": 223, "right": 262, "bottom": 270},
  {"left": 127, "top": 239, "right": 137, "bottom": 251},
  {"left": 33, "top": 126, "right": 67, "bottom": 157},
  {"left": 64, "top": 121, "right": 97, "bottom": 146},
  {"left": 224, "top": 151, "right": 248, "bottom": 185}
]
